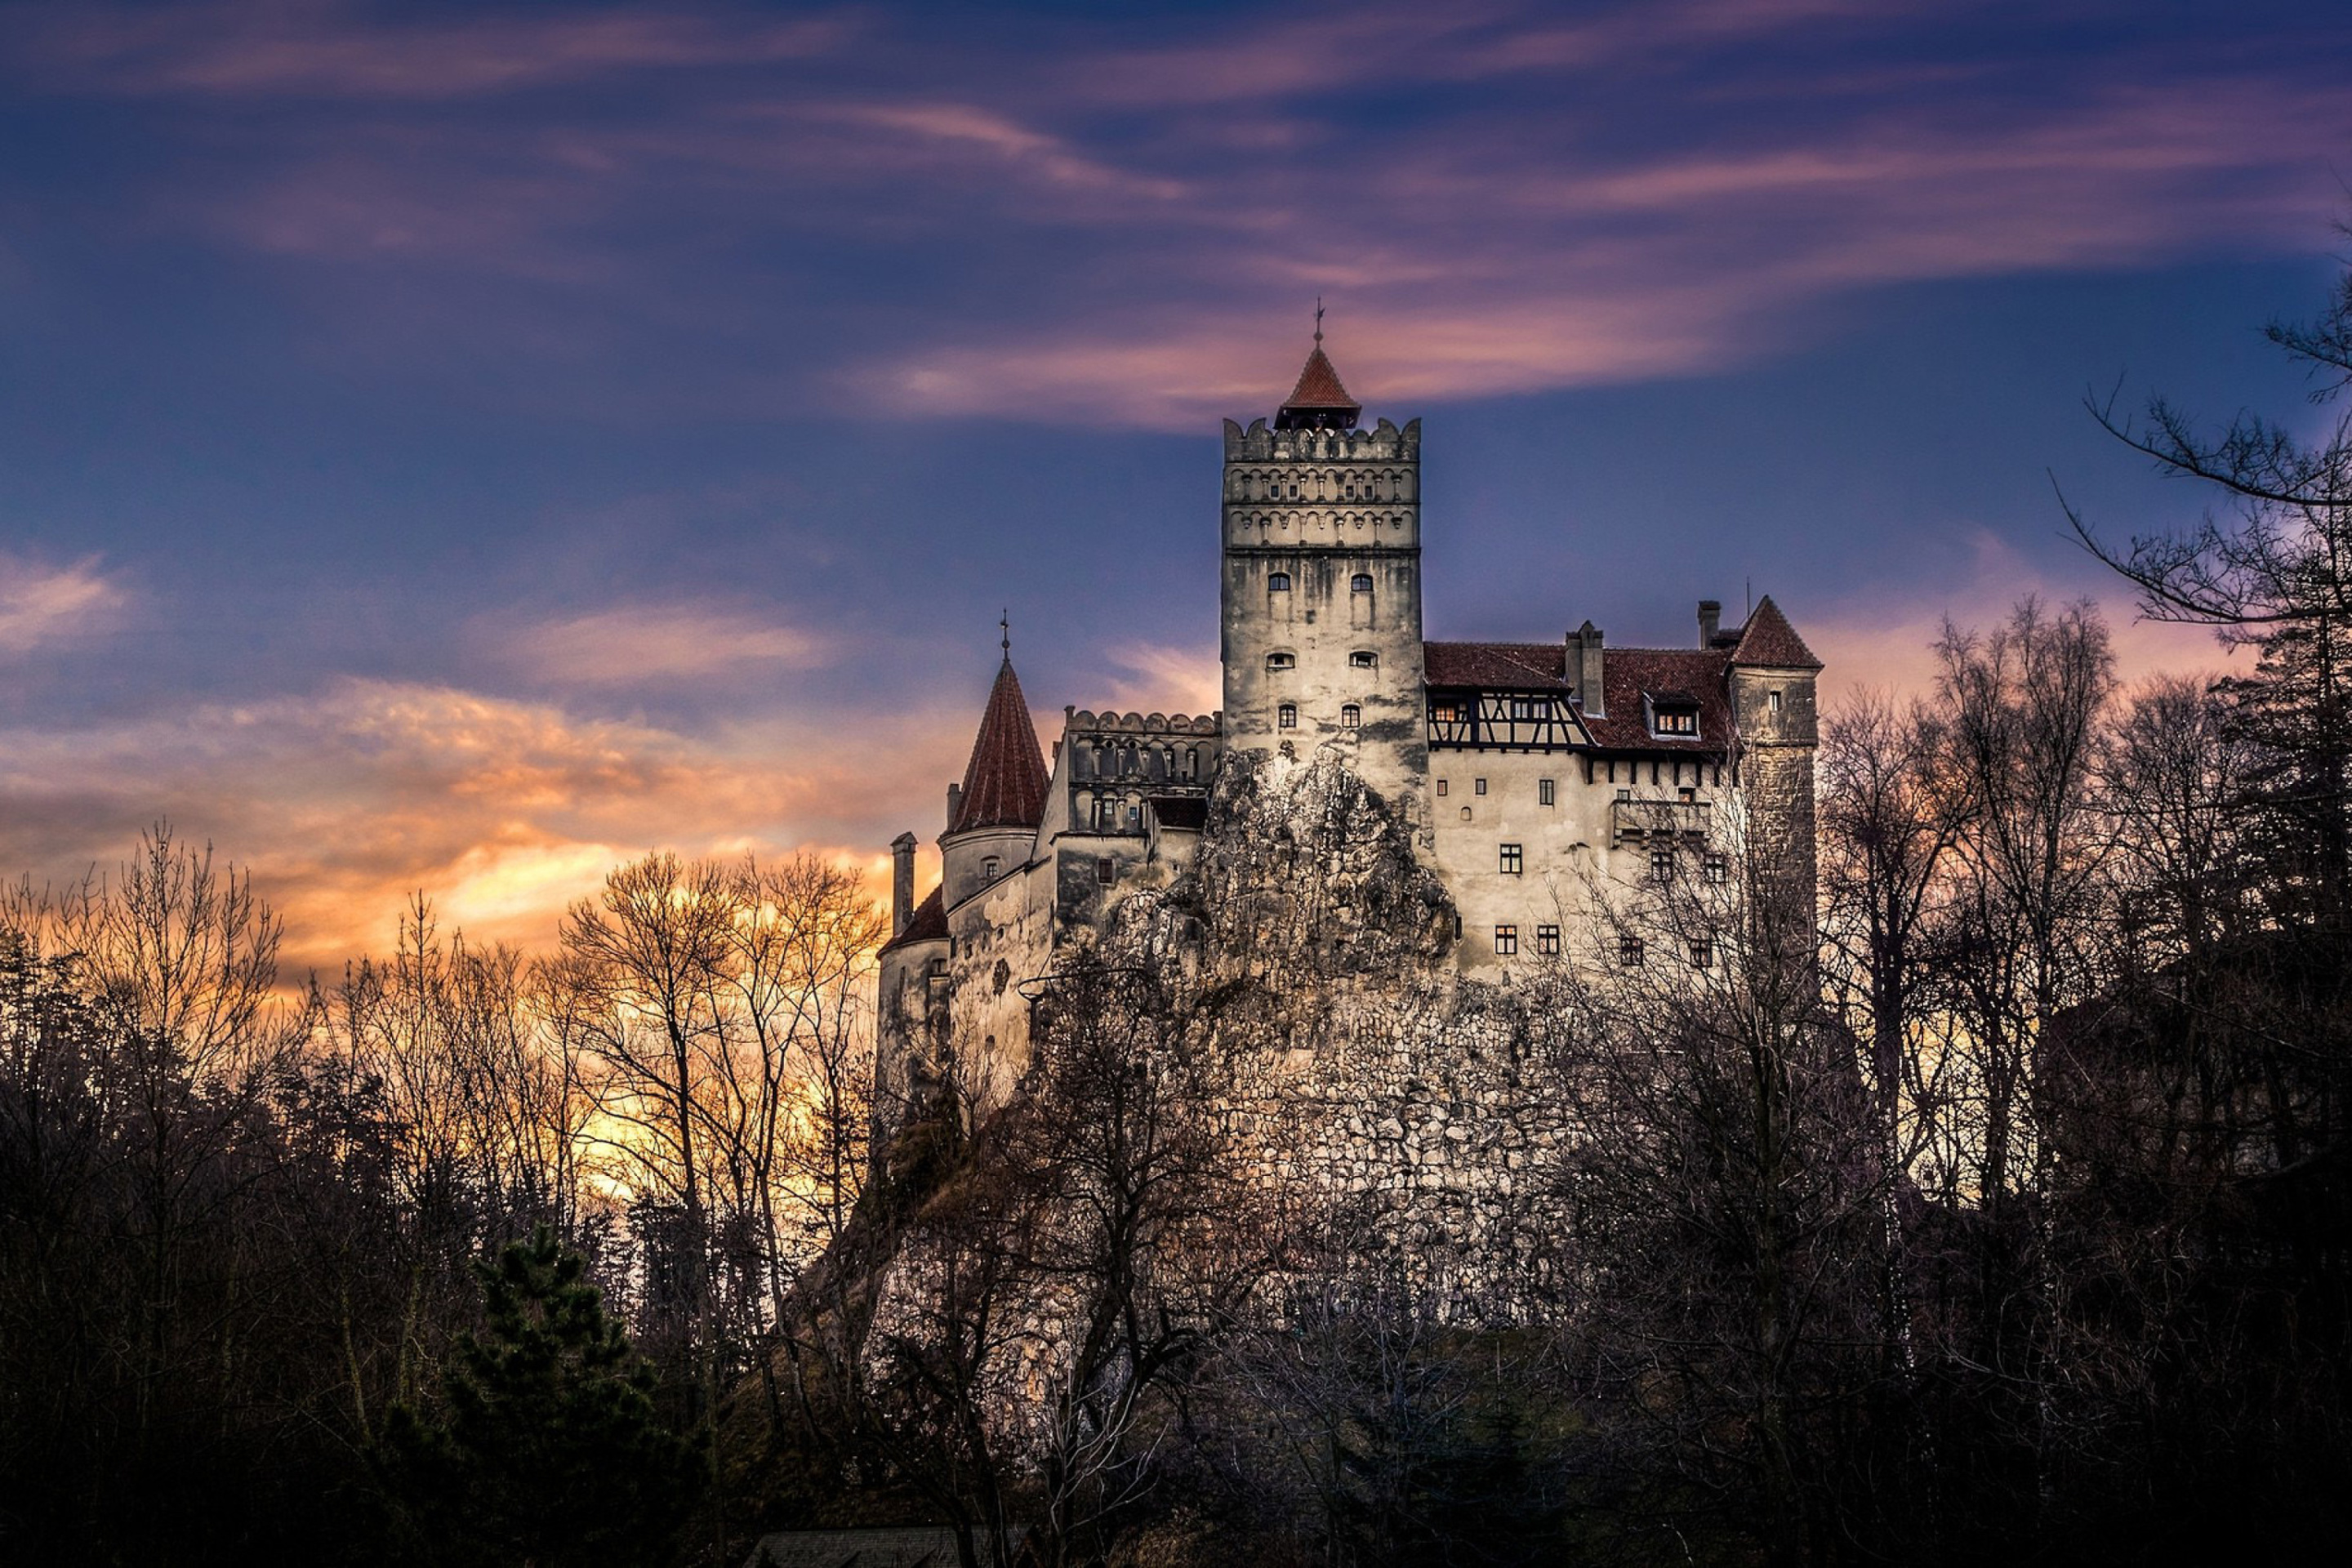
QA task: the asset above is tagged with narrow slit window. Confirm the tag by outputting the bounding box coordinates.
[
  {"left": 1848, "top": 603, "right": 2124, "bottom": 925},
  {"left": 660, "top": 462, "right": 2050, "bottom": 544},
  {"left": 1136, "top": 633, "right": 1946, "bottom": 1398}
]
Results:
[{"left": 1768, "top": 689, "right": 1784, "bottom": 714}]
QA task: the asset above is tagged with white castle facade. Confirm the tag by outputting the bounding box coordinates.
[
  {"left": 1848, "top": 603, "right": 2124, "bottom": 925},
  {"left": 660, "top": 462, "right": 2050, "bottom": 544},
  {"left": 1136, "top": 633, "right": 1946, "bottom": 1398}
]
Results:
[{"left": 876, "top": 336, "right": 1821, "bottom": 1106}]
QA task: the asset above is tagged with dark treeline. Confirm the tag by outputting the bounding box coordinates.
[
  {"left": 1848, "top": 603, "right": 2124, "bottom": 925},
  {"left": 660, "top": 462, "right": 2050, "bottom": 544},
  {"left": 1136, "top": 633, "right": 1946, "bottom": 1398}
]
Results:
[{"left": 7, "top": 270, "right": 2352, "bottom": 1567}]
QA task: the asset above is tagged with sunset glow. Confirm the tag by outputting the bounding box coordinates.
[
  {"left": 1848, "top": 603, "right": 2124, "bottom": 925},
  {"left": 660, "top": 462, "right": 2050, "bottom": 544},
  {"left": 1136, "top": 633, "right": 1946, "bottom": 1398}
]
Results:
[{"left": 4, "top": 0, "right": 2345, "bottom": 973}]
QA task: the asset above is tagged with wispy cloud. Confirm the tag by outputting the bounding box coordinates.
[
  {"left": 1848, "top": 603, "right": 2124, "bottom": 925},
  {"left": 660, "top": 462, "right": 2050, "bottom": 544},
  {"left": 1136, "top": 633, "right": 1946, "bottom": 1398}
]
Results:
[
  {"left": 13, "top": 1, "right": 852, "bottom": 100},
  {"left": 0, "top": 555, "right": 128, "bottom": 655},
  {"left": 498, "top": 601, "right": 829, "bottom": 686}
]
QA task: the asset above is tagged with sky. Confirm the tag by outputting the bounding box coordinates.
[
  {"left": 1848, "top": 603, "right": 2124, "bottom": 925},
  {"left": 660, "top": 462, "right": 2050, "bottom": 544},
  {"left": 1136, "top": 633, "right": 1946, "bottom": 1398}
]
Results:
[{"left": 3, "top": 0, "right": 2350, "bottom": 977}]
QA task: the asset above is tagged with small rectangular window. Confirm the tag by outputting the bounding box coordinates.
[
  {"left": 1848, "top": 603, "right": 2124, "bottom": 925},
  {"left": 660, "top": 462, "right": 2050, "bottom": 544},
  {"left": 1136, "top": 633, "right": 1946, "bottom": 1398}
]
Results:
[
  {"left": 1436, "top": 779, "right": 1449, "bottom": 796},
  {"left": 1618, "top": 936, "right": 1644, "bottom": 967},
  {"left": 1768, "top": 689, "right": 1783, "bottom": 714},
  {"left": 1096, "top": 858, "right": 1115, "bottom": 885},
  {"left": 1539, "top": 777, "right": 1556, "bottom": 806},
  {"left": 1689, "top": 938, "right": 1713, "bottom": 970},
  {"left": 1474, "top": 778, "right": 1487, "bottom": 796},
  {"left": 1340, "top": 704, "right": 1361, "bottom": 728},
  {"left": 1350, "top": 650, "right": 1377, "bottom": 669},
  {"left": 1266, "top": 652, "right": 1295, "bottom": 671},
  {"left": 1650, "top": 848, "right": 1674, "bottom": 881},
  {"left": 1494, "top": 924, "right": 1518, "bottom": 956},
  {"left": 1537, "top": 924, "right": 1561, "bottom": 955},
  {"left": 1499, "top": 843, "right": 1522, "bottom": 875},
  {"left": 1277, "top": 703, "right": 1298, "bottom": 729},
  {"left": 1704, "top": 853, "right": 1728, "bottom": 884},
  {"left": 1678, "top": 787, "right": 1697, "bottom": 804},
  {"left": 1268, "top": 571, "right": 1293, "bottom": 592},
  {"left": 982, "top": 857, "right": 1000, "bottom": 880}
]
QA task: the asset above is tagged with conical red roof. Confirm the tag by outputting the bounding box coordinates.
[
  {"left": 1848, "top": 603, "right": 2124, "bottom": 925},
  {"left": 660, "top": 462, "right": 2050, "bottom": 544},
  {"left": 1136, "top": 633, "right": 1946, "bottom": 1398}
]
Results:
[
  {"left": 1276, "top": 341, "right": 1361, "bottom": 430},
  {"left": 950, "top": 657, "right": 1049, "bottom": 834},
  {"left": 1731, "top": 595, "right": 1823, "bottom": 670},
  {"left": 1285, "top": 345, "right": 1355, "bottom": 410}
]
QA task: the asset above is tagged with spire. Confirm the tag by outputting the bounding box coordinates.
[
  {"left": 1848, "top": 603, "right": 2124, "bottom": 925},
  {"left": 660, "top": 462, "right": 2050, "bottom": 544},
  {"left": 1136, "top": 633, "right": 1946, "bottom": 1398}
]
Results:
[
  {"left": 1276, "top": 305, "right": 1361, "bottom": 431},
  {"left": 947, "top": 651, "right": 1050, "bottom": 835}
]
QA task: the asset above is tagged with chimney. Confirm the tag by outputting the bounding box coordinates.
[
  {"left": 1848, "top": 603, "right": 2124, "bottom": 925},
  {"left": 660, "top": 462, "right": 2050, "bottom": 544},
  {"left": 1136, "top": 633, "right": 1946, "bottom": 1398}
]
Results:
[
  {"left": 1698, "top": 599, "right": 1722, "bottom": 648},
  {"left": 890, "top": 832, "right": 917, "bottom": 936},
  {"left": 945, "top": 782, "right": 963, "bottom": 832},
  {"left": 1571, "top": 621, "right": 1606, "bottom": 718}
]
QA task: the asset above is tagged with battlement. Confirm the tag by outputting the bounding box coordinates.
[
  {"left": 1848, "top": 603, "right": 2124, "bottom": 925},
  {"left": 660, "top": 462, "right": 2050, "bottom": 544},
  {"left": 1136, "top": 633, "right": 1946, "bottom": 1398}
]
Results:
[
  {"left": 1223, "top": 416, "right": 1421, "bottom": 465},
  {"left": 1065, "top": 709, "right": 1223, "bottom": 735}
]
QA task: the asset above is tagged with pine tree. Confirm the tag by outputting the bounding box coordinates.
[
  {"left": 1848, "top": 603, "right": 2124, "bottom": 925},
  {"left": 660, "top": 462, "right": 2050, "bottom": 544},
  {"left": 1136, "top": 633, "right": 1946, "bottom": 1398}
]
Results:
[{"left": 384, "top": 1226, "right": 706, "bottom": 1568}]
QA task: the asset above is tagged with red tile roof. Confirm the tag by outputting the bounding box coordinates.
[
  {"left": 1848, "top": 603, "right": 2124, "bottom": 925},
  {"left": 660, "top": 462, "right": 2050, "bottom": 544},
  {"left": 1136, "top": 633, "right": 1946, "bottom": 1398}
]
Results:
[
  {"left": 1284, "top": 345, "right": 1356, "bottom": 411},
  {"left": 1423, "top": 640, "right": 1571, "bottom": 689},
  {"left": 880, "top": 884, "right": 946, "bottom": 956},
  {"left": 951, "top": 658, "right": 1050, "bottom": 834},
  {"left": 1423, "top": 640, "right": 1733, "bottom": 751},
  {"left": 1592, "top": 647, "right": 1734, "bottom": 751},
  {"left": 1730, "top": 595, "right": 1822, "bottom": 670}
]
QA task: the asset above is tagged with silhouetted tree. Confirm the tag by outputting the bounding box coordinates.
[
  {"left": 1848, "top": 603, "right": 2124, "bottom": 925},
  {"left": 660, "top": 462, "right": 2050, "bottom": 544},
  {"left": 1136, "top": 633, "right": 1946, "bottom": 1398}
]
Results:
[{"left": 384, "top": 1225, "right": 706, "bottom": 1568}]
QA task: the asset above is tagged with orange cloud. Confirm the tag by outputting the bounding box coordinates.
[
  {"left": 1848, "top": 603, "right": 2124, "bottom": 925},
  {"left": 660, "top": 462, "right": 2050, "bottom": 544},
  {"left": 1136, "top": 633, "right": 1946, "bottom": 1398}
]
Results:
[{"left": 0, "top": 675, "right": 971, "bottom": 978}]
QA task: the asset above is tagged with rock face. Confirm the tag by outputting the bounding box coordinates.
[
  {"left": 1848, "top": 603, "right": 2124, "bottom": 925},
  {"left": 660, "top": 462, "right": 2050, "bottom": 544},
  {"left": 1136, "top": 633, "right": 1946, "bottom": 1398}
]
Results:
[
  {"left": 871, "top": 741, "right": 1580, "bottom": 1325},
  {"left": 1174, "top": 746, "right": 1454, "bottom": 983}
]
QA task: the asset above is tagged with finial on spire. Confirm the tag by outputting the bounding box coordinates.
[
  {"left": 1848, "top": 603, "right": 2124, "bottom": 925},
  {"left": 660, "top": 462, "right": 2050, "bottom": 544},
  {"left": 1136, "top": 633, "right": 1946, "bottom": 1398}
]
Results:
[
  {"left": 1314, "top": 296, "right": 1325, "bottom": 345},
  {"left": 1000, "top": 608, "right": 1010, "bottom": 658}
]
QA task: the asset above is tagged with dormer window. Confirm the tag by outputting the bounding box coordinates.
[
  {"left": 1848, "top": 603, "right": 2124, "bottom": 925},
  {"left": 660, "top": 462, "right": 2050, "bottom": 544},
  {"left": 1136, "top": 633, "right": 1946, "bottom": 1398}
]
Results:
[
  {"left": 1350, "top": 651, "right": 1377, "bottom": 669},
  {"left": 1646, "top": 693, "right": 1700, "bottom": 737},
  {"left": 1266, "top": 652, "right": 1295, "bottom": 671}
]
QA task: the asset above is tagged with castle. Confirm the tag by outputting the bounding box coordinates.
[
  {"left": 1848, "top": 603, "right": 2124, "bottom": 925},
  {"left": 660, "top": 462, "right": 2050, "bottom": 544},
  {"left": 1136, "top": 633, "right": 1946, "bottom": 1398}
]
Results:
[{"left": 876, "top": 334, "right": 1821, "bottom": 1102}]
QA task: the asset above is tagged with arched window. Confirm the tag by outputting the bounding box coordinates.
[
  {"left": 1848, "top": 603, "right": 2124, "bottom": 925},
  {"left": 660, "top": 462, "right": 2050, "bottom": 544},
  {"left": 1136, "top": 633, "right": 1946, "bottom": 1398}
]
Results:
[
  {"left": 1341, "top": 704, "right": 1361, "bottom": 728},
  {"left": 1268, "top": 571, "right": 1293, "bottom": 593},
  {"left": 1277, "top": 703, "right": 1298, "bottom": 730},
  {"left": 1350, "top": 650, "right": 1377, "bottom": 669},
  {"left": 1266, "top": 652, "right": 1295, "bottom": 671},
  {"left": 1352, "top": 573, "right": 1374, "bottom": 593},
  {"left": 1186, "top": 746, "right": 1200, "bottom": 777}
]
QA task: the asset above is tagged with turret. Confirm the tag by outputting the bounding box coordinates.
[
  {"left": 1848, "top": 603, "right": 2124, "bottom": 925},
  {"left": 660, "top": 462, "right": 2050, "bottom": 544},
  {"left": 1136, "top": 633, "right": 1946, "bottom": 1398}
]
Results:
[{"left": 938, "top": 649, "right": 1049, "bottom": 911}]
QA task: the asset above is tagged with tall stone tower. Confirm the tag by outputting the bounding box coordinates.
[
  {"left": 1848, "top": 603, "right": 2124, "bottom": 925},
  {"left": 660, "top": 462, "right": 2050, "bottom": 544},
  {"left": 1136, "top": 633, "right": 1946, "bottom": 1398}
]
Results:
[{"left": 1220, "top": 332, "right": 1429, "bottom": 825}]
